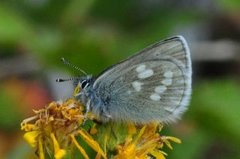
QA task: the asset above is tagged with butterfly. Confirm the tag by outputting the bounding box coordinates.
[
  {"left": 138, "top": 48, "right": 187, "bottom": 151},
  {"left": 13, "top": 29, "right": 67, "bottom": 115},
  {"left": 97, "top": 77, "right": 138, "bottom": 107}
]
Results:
[{"left": 59, "top": 36, "right": 192, "bottom": 124}]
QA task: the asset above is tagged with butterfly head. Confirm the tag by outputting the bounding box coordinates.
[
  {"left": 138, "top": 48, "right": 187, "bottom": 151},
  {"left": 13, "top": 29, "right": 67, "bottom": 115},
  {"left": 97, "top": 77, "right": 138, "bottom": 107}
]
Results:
[{"left": 74, "top": 75, "right": 93, "bottom": 90}]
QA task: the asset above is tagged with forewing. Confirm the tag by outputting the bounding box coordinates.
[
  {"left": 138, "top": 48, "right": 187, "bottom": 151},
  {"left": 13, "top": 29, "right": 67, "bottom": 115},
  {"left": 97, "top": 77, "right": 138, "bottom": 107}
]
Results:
[{"left": 93, "top": 36, "right": 191, "bottom": 123}]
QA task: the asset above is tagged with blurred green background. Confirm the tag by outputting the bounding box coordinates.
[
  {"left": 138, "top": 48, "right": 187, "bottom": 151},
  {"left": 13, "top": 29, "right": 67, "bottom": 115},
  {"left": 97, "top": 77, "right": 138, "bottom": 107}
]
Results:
[{"left": 0, "top": 0, "right": 240, "bottom": 159}]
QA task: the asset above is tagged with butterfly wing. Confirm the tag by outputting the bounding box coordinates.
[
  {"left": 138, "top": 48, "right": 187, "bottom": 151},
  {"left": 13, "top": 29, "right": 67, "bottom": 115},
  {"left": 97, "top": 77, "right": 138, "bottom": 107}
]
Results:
[{"left": 92, "top": 36, "right": 192, "bottom": 123}]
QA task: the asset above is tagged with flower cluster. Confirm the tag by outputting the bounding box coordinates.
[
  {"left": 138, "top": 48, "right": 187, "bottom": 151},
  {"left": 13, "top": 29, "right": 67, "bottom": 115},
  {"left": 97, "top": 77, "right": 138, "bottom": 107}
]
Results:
[
  {"left": 21, "top": 86, "right": 181, "bottom": 159},
  {"left": 21, "top": 99, "right": 106, "bottom": 159},
  {"left": 114, "top": 123, "right": 181, "bottom": 159}
]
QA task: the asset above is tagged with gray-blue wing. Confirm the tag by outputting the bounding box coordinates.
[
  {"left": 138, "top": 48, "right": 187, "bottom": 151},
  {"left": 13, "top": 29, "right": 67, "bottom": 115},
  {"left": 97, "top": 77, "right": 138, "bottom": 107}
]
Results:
[{"left": 93, "top": 36, "right": 192, "bottom": 123}]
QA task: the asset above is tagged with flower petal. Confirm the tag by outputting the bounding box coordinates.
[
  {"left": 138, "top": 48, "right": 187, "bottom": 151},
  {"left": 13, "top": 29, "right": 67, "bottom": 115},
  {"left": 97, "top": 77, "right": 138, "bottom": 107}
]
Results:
[
  {"left": 23, "top": 131, "right": 40, "bottom": 147},
  {"left": 165, "top": 136, "right": 181, "bottom": 144},
  {"left": 50, "top": 133, "right": 66, "bottom": 159},
  {"left": 150, "top": 150, "right": 167, "bottom": 159},
  {"left": 38, "top": 137, "right": 45, "bottom": 159},
  {"left": 70, "top": 135, "right": 90, "bottom": 159},
  {"left": 78, "top": 129, "right": 107, "bottom": 159}
]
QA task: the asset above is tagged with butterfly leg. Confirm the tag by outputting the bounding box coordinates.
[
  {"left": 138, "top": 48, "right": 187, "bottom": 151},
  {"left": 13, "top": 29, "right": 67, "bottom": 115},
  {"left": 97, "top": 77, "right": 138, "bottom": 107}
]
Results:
[
  {"left": 100, "top": 106, "right": 112, "bottom": 121},
  {"left": 83, "top": 100, "right": 91, "bottom": 124}
]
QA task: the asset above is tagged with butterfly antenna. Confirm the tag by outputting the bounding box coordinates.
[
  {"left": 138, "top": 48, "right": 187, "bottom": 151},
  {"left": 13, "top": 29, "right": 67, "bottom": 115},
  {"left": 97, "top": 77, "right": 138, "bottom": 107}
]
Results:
[
  {"left": 61, "top": 57, "right": 87, "bottom": 75},
  {"left": 56, "top": 77, "right": 79, "bottom": 82},
  {"left": 56, "top": 77, "right": 80, "bottom": 82}
]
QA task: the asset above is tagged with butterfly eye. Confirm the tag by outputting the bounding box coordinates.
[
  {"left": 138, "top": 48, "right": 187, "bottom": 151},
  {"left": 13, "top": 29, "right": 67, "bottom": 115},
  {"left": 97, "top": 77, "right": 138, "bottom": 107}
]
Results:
[{"left": 81, "top": 80, "right": 89, "bottom": 89}]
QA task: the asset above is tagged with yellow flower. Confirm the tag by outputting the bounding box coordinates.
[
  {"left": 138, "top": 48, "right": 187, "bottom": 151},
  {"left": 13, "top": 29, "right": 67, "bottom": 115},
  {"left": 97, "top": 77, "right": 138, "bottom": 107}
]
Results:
[
  {"left": 114, "top": 123, "right": 180, "bottom": 159},
  {"left": 21, "top": 99, "right": 106, "bottom": 159},
  {"left": 21, "top": 84, "right": 181, "bottom": 159}
]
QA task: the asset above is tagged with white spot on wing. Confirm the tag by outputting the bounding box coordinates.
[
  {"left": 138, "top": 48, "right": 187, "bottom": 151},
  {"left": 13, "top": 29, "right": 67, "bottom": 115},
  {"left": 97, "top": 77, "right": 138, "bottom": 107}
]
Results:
[
  {"left": 150, "top": 93, "right": 161, "bottom": 101},
  {"left": 136, "top": 64, "right": 146, "bottom": 72},
  {"left": 138, "top": 69, "right": 154, "bottom": 79},
  {"left": 132, "top": 81, "right": 143, "bottom": 92},
  {"left": 155, "top": 85, "right": 167, "bottom": 93},
  {"left": 164, "top": 71, "right": 173, "bottom": 78},
  {"left": 164, "top": 107, "right": 175, "bottom": 112},
  {"left": 161, "top": 78, "right": 172, "bottom": 86}
]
